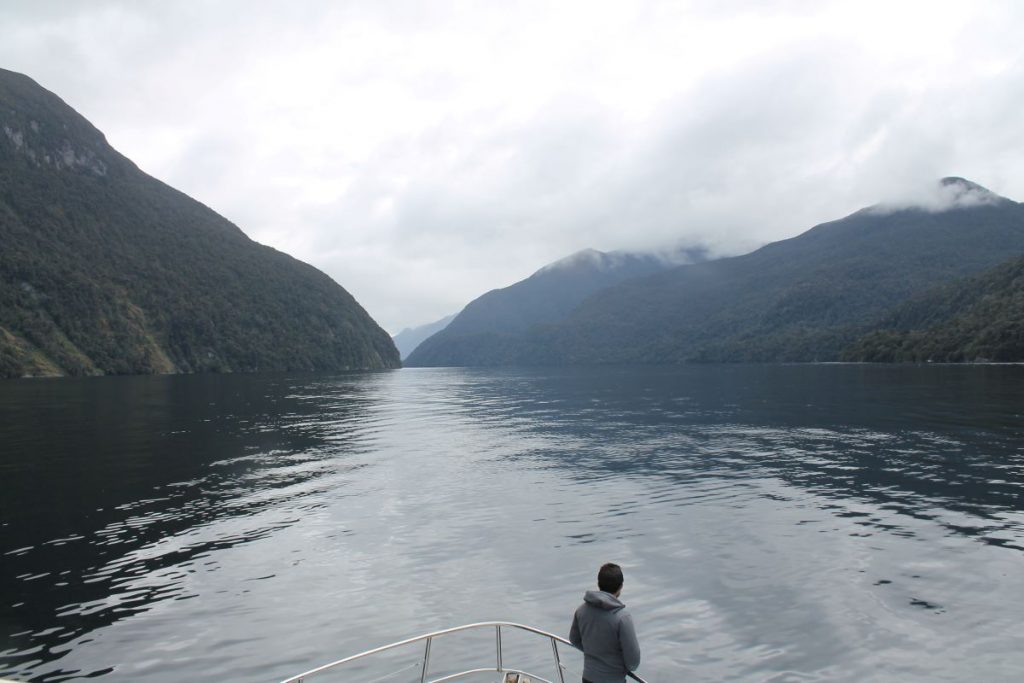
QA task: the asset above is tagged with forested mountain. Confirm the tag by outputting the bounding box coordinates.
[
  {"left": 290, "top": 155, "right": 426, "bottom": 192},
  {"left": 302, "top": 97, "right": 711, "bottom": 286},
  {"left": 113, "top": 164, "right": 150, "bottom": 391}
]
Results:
[
  {"left": 842, "top": 254, "right": 1024, "bottom": 362},
  {"left": 0, "top": 68, "right": 399, "bottom": 378},
  {"left": 411, "top": 178, "right": 1024, "bottom": 366},
  {"left": 405, "top": 246, "right": 706, "bottom": 366},
  {"left": 392, "top": 313, "right": 454, "bottom": 360}
]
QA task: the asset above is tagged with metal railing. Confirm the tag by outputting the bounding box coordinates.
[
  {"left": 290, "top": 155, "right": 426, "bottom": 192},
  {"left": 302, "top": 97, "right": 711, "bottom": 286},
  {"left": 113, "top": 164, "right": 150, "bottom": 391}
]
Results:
[{"left": 278, "top": 621, "right": 648, "bottom": 683}]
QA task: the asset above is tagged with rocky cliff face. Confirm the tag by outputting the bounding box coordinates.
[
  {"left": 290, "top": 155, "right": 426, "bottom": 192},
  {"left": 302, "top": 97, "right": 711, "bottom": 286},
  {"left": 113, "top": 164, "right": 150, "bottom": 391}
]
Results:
[{"left": 0, "top": 68, "right": 400, "bottom": 378}]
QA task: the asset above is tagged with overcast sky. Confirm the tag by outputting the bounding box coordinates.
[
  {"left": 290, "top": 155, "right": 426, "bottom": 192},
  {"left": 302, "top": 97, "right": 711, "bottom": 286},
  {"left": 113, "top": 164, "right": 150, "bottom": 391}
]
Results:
[{"left": 2, "top": 1, "right": 1023, "bottom": 332}]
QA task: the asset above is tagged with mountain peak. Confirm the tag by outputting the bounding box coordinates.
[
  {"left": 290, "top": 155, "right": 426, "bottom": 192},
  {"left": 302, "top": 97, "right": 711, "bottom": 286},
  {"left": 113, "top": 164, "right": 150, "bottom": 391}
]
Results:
[
  {"left": 938, "top": 176, "right": 1003, "bottom": 201},
  {"left": 940, "top": 176, "right": 986, "bottom": 190},
  {"left": 933, "top": 176, "right": 1008, "bottom": 210},
  {"left": 868, "top": 177, "right": 1011, "bottom": 216}
]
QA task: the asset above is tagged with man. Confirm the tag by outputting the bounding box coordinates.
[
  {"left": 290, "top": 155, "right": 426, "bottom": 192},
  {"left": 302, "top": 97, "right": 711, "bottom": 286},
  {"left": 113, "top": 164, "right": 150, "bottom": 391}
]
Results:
[{"left": 569, "top": 563, "right": 641, "bottom": 683}]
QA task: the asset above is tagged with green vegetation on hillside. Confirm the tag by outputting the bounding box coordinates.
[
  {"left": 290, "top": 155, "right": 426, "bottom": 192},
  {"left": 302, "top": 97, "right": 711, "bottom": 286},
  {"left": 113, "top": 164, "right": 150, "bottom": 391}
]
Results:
[
  {"left": 0, "top": 69, "right": 399, "bottom": 378},
  {"left": 841, "top": 255, "right": 1024, "bottom": 362}
]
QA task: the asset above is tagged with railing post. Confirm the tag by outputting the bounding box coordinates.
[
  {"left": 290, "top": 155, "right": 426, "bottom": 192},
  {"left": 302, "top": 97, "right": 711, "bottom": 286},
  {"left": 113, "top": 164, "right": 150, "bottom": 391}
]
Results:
[
  {"left": 496, "top": 625, "right": 503, "bottom": 672},
  {"left": 551, "top": 637, "right": 565, "bottom": 683},
  {"left": 420, "top": 636, "right": 432, "bottom": 683}
]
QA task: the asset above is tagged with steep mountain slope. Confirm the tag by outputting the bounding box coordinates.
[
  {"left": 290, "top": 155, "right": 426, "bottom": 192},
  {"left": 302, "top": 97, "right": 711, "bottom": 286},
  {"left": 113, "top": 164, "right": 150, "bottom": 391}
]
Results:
[
  {"left": 545, "top": 178, "right": 1024, "bottom": 364},
  {"left": 405, "top": 247, "right": 706, "bottom": 366},
  {"left": 841, "top": 254, "right": 1024, "bottom": 362},
  {"left": 413, "top": 178, "right": 1024, "bottom": 366},
  {"left": 392, "top": 313, "right": 455, "bottom": 360},
  {"left": 0, "top": 69, "right": 399, "bottom": 378}
]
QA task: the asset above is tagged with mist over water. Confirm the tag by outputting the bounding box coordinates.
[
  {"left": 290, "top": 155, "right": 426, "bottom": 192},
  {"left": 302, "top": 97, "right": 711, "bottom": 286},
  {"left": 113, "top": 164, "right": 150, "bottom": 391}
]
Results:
[{"left": 2, "top": 366, "right": 1023, "bottom": 682}]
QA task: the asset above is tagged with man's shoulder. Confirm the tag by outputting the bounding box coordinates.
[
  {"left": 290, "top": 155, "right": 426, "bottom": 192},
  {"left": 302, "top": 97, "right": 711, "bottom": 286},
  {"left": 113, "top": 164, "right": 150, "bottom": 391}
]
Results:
[
  {"left": 612, "top": 605, "right": 632, "bottom": 622},
  {"left": 575, "top": 601, "right": 631, "bottom": 620}
]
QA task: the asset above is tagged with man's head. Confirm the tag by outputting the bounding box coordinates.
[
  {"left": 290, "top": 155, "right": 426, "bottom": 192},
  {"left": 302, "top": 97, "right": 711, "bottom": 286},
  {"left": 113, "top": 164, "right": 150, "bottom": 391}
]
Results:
[{"left": 598, "top": 562, "right": 624, "bottom": 596}]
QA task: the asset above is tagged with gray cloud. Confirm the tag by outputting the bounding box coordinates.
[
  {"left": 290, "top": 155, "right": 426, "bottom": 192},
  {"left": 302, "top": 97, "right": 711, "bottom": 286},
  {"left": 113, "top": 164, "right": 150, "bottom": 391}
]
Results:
[{"left": 2, "top": 1, "right": 1023, "bottom": 332}]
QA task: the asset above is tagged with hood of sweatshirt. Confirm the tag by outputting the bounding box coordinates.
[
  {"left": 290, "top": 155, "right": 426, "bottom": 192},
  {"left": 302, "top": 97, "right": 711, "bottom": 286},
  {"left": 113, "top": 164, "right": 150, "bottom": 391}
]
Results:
[{"left": 583, "top": 590, "right": 625, "bottom": 611}]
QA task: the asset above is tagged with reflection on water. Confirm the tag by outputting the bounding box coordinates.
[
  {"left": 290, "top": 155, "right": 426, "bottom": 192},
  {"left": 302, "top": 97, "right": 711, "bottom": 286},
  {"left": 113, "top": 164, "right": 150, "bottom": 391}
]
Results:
[{"left": 1, "top": 365, "right": 1024, "bottom": 682}]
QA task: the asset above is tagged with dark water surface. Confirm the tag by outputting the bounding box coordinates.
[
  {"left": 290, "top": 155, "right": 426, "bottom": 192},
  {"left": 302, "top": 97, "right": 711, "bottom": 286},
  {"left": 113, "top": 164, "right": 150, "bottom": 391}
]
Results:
[{"left": 1, "top": 365, "right": 1023, "bottom": 682}]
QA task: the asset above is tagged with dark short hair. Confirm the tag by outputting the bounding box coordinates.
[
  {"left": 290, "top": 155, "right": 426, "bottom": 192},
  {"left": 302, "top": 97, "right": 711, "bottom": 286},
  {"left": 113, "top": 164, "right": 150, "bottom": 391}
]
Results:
[{"left": 598, "top": 562, "right": 624, "bottom": 593}]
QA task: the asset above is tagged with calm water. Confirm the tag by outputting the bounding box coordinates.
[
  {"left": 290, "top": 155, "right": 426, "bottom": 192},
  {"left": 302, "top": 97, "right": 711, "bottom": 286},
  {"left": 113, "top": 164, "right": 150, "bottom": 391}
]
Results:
[{"left": 1, "top": 365, "right": 1024, "bottom": 682}]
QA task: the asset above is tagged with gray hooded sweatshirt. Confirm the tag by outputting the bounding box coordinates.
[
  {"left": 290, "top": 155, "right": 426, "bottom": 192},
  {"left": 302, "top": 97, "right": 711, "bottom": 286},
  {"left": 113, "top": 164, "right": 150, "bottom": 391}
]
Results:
[{"left": 569, "top": 590, "right": 641, "bottom": 683}]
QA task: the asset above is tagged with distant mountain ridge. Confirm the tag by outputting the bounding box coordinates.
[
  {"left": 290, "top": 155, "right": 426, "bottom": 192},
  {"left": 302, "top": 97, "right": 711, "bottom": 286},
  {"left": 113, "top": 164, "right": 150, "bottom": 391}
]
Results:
[
  {"left": 405, "top": 245, "right": 707, "bottom": 366},
  {"left": 393, "top": 314, "right": 454, "bottom": 360},
  {"left": 0, "top": 68, "right": 399, "bottom": 378},
  {"left": 409, "top": 177, "right": 1024, "bottom": 366}
]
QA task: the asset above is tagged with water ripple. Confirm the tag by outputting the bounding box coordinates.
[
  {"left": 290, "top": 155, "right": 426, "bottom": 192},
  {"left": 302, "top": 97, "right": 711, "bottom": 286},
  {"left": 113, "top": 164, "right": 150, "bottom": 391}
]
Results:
[{"left": 1, "top": 366, "right": 1024, "bottom": 681}]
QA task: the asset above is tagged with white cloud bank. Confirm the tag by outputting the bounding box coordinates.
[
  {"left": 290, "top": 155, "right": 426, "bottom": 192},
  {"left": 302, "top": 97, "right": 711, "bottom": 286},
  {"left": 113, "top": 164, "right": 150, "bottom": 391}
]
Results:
[{"left": 1, "top": 1, "right": 1023, "bottom": 331}]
